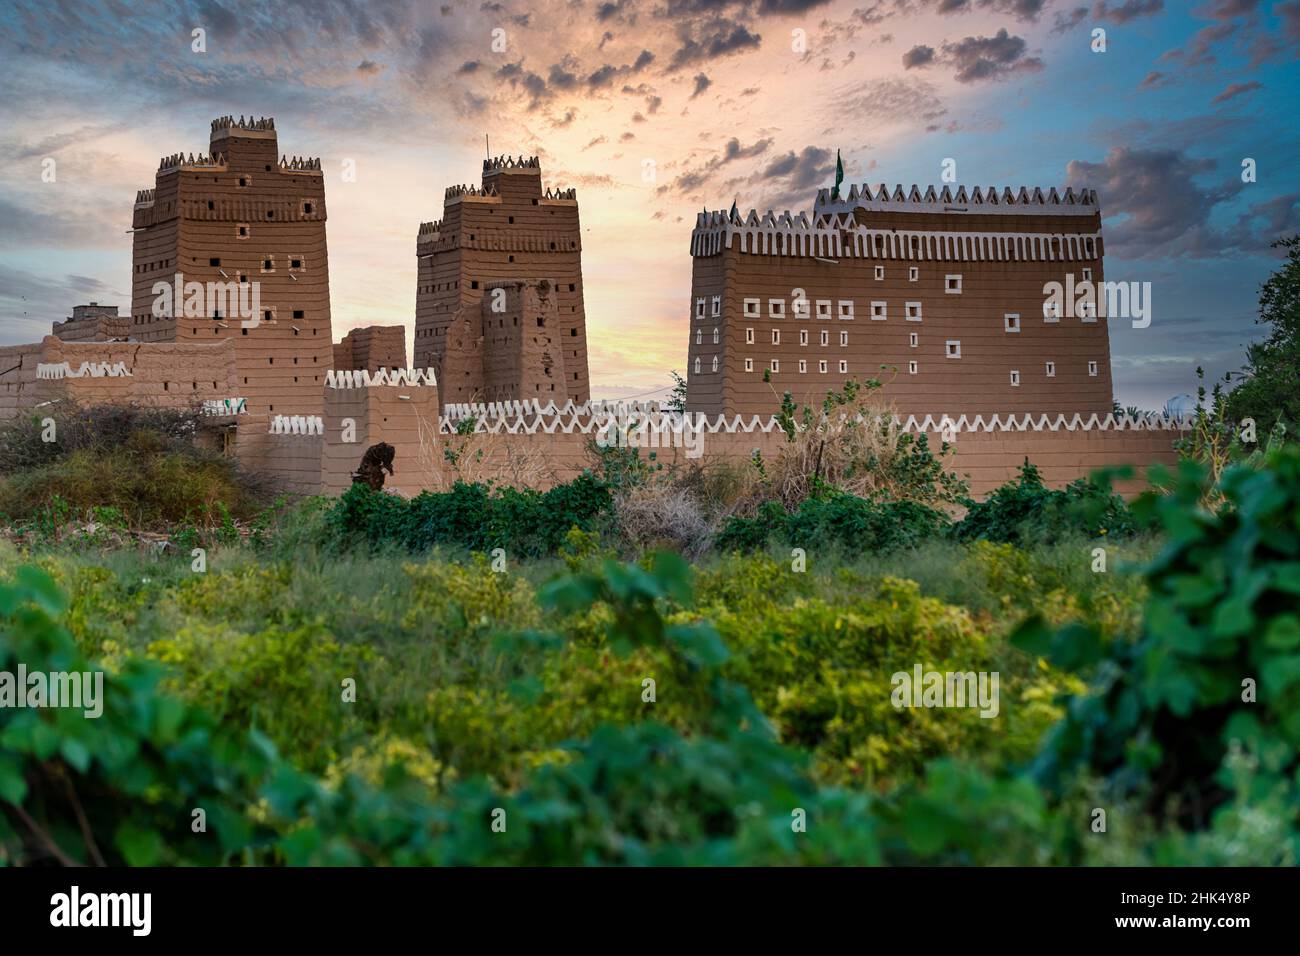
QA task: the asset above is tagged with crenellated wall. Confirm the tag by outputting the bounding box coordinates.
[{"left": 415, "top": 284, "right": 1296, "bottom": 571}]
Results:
[{"left": 0, "top": 336, "right": 239, "bottom": 420}]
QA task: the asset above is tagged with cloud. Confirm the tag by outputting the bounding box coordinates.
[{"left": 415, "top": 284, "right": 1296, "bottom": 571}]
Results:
[
  {"left": 1066, "top": 146, "right": 1249, "bottom": 257},
  {"left": 902, "top": 44, "right": 935, "bottom": 68},
  {"left": 667, "top": 20, "right": 762, "bottom": 71},
  {"left": 941, "top": 29, "right": 1044, "bottom": 83},
  {"left": 755, "top": 145, "right": 835, "bottom": 209},
  {"left": 1210, "top": 80, "right": 1262, "bottom": 104},
  {"left": 690, "top": 73, "right": 712, "bottom": 98},
  {"left": 1092, "top": 0, "right": 1165, "bottom": 24},
  {"left": 836, "top": 76, "right": 948, "bottom": 126},
  {"left": 356, "top": 59, "right": 383, "bottom": 76},
  {"left": 1139, "top": 70, "right": 1171, "bottom": 89},
  {"left": 933, "top": 0, "right": 1050, "bottom": 19},
  {"left": 659, "top": 136, "right": 774, "bottom": 194}
]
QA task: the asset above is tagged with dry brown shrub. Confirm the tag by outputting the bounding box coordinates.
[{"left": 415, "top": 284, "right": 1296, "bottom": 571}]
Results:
[
  {"left": 764, "top": 378, "right": 966, "bottom": 509},
  {"left": 415, "top": 413, "right": 557, "bottom": 491},
  {"left": 613, "top": 482, "right": 715, "bottom": 558}
]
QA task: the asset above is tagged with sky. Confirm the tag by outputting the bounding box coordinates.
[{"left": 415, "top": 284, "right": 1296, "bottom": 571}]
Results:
[{"left": 1, "top": 0, "right": 1297, "bottom": 409}]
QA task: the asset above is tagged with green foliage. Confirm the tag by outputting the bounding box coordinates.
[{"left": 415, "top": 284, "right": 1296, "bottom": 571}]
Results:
[
  {"left": 715, "top": 493, "right": 948, "bottom": 555},
  {"left": 951, "top": 461, "right": 1144, "bottom": 545},
  {"left": 324, "top": 473, "right": 613, "bottom": 557},
  {"left": 1018, "top": 446, "right": 1300, "bottom": 846},
  {"left": 1226, "top": 235, "right": 1300, "bottom": 433},
  {"left": 5, "top": 447, "right": 1298, "bottom": 866},
  {"left": 0, "top": 406, "right": 263, "bottom": 534}
]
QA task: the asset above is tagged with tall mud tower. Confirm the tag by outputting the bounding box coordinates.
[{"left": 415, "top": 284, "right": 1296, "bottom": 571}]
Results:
[
  {"left": 415, "top": 155, "right": 590, "bottom": 407},
  {"left": 129, "top": 116, "right": 332, "bottom": 467}
]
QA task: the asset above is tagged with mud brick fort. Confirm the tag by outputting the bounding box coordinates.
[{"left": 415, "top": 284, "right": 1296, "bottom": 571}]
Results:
[
  {"left": 0, "top": 115, "right": 1185, "bottom": 497},
  {"left": 686, "top": 184, "right": 1110, "bottom": 417},
  {"left": 415, "top": 155, "right": 591, "bottom": 406}
]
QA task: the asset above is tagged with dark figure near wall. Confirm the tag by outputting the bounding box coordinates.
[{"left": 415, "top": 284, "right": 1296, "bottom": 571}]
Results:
[{"left": 352, "top": 442, "right": 395, "bottom": 490}]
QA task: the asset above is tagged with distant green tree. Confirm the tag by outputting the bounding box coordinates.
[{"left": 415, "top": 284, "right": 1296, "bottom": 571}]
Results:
[
  {"left": 665, "top": 370, "right": 688, "bottom": 413},
  {"left": 1226, "top": 236, "right": 1300, "bottom": 432}
]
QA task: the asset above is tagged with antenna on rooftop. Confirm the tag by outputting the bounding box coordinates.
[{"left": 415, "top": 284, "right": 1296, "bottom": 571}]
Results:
[{"left": 485, "top": 134, "right": 490, "bottom": 159}]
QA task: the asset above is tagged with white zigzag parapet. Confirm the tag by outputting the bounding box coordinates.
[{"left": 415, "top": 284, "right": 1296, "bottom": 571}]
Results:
[
  {"left": 36, "top": 361, "right": 134, "bottom": 379},
  {"left": 325, "top": 368, "right": 438, "bottom": 389},
  {"left": 441, "top": 398, "right": 665, "bottom": 421},
  {"left": 432, "top": 408, "right": 1192, "bottom": 436},
  {"left": 268, "top": 414, "right": 324, "bottom": 435}
]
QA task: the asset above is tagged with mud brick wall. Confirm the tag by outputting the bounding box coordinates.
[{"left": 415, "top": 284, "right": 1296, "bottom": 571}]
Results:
[
  {"left": 322, "top": 383, "right": 442, "bottom": 496},
  {"left": 333, "top": 325, "right": 407, "bottom": 372}
]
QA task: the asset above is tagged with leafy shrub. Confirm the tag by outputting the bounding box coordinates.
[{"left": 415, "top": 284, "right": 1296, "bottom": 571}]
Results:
[
  {"left": 766, "top": 379, "right": 969, "bottom": 508},
  {"left": 951, "top": 461, "right": 1143, "bottom": 545},
  {"left": 1019, "top": 448, "right": 1300, "bottom": 839},
  {"left": 324, "top": 472, "right": 613, "bottom": 557},
  {"left": 0, "top": 406, "right": 263, "bottom": 533},
  {"left": 715, "top": 493, "right": 948, "bottom": 555}
]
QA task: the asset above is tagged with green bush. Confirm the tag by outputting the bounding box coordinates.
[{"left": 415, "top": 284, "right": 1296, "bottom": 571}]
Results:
[
  {"left": 951, "top": 461, "right": 1144, "bottom": 545},
  {"left": 715, "top": 493, "right": 949, "bottom": 555},
  {"left": 324, "top": 472, "right": 613, "bottom": 557},
  {"left": 1019, "top": 448, "right": 1300, "bottom": 841},
  {"left": 0, "top": 406, "right": 263, "bottom": 533}
]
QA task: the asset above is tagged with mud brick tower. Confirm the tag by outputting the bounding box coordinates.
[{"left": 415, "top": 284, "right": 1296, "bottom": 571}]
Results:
[
  {"left": 129, "top": 116, "right": 332, "bottom": 467},
  {"left": 415, "top": 155, "right": 590, "bottom": 407},
  {"left": 685, "top": 183, "right": 1112, "bottom": 418}
]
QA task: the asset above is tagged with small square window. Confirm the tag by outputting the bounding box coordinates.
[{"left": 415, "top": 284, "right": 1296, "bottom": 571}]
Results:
[
  {"left": 838, "top": 360, "right": 848, "bottom": 374},
  {"left": 292, "top": 310, "right": 304, "bottom": 319},
  {"left": 909, "top": 332, "right": 919, "bottom": 348},
  {"left": 1005, "top": 313, "right": 1021, "bottom": 333},
  {"left": 743, "top": 298, "right": 760, "bottom": 318},
  {"left": 837, "top": 300, "right": 854, "bottom": 320},
  {"left": 815, "top": 300, "right": 832, "bottom": 320},
  {"left": 1010, "top": 370, "right": 1020, "bottom": 387},
  {"left": 871, "top": 301, "right": 887, "bottom": 321},
  {"left": 908, "top": 266, "right": 919, "bottom": 282},
  {"left": 905, "top": 302, "right": 922, "bottom": 321},
  {"left": 945, "top": 274, "right": 962, "bottom": 294},
  {"left": 290, "top": 259, "right": 302, "bottom": 269},
  {"left": 769, "top": 299, "right": 786, "bottom": 318},
  {"left": 874, "top": 265, "right": 884, "bottom": 281},
  {"left": 1088, "top": 361, "right": 1099, "bottom": 376},
  {"left": 908, "top": 360, "right": 918, "bottom": 375},
  {"left": 1046, "top": 361, "right": 1056, "bottom": 377},
  {"left": 1082, "top": 267, "right": 1092, "bottom": 281},
  {"left": 946, "top": 340, "right": 961, "bottom": 359},
  {"left": 209, "top": 257, "right": 221, "bottom": 267},
  {"left": 799, "top": 359, "right": 807, "bottom": 373},
  {"left": 304, "top": 202, "right": 313, "bottom": 214},
  {"left": 745, "top": 357, "right": 754, "bottom": 372},
  {"left": 745, "top": 327, "right": 755, "bottom": 344},
  {"left": 819, "top": 360, "right": 828, "bottom": 373}
]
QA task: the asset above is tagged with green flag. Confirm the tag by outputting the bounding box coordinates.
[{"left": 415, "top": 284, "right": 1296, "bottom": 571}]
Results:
[{"left": 832, "top": 149, "right": 844, "bottom": 201}]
